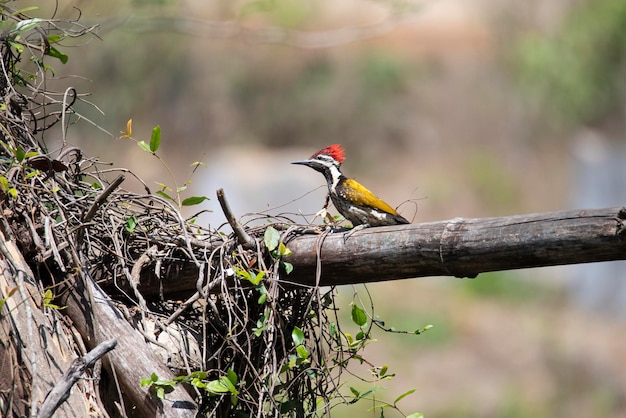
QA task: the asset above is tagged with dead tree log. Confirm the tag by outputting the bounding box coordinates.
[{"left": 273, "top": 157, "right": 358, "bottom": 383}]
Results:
[
  {"left": 58, "top": 273, "right": 198, "bottom": 418},
  {"left": 127, "top": 206, "right": 626, "bottom": 297},
  {"left": 0, "top": 233, "right": 93, "bottom": 418}
]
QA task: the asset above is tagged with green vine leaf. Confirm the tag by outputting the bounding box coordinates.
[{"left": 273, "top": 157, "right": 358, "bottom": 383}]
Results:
[
  {"left": 264, "top": 226, "right": 280, "bottom": 252},
  {"left": 394, "top": 388, "right": 416, "bottom": 404},
  {"left": 150, "top": 125, "right": 161, "bottom": 152},
  {"left": 156, "top": 190, "right": 173, "bottom": 201},
  {"left": 351, "top": 303, "right": 367, "bottom": 327},
  {"left": 281, "top": 261, "right": 294, "bottom": 274},
  {"left": 137, "top": 140, "right": 151, "bottom": 153},
  {"left": 42, "top": 289, "right": 66, "bottom": 310},
  {"left": 125, "top": 215, "right": 137, "bottom": 233},
  {"left": 291, "top": 326, "right": 305, "bottom": 346},
  {"left": 46, "top": 46, "right": 68, "bottom": 64},
  {"left": 181, "top": 195, "right": 209, "bottom": 206}
]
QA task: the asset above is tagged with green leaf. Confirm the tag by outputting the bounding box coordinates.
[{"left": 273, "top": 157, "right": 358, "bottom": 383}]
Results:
[
  {"left": 264, "top": 226, "right": 280, "bottom": 252},
  {"left": 125, "top": 215, "right": 137, "bottom": 233},
  {"left": 0, "top": 176, "right": 9, "bottom": 191},
  {"left": 394, "top": 388, "right": 416, "bottom": 404},
  {"left": 329, "top": 322, "right": 338, "bottom": 339},
  {"left": 46, "top": 46, "right": 68, "bottom": 64},
  {"left": 150, "top": 125, "right": 161, "bottom": 152},
  {"left": 415, "top": 324, "right": 434, "bottom": 335},
  {"left": 406, "top": 413, "right": 424, "bottom": 418},
  {"left": 181, "top": 196, "right": 209, "bottom": 206},
  {"left": 235, "top": 267, "right": 264, "bottom": 285},
  {"left": 155, "top": 182, "right": 171, "bottom": 191},
  {"left": 226, "top": 369, "right": 238, "bottom": 386},
  {"left": 206, "top": 379, "right": 230, "bottom": 393},
  {"left": 47, "top": 34, "right": 64, "bottom": 43},
  {"left": 257, "top": 285, "right": 268, "bottom": 304},
  {"left": 219, "top": 375, "right": 239, "bottom": 395},
  {"left": 349, "top": 386, "right": 360, "bottom": 397},
  {"left": 8, "top": 41, "right": 23, "bottom": 54},
  {"left": 351, "top": 304, "right": 368, "bottom": 327},
  {"left": 234, "top": 266, "right": 251, "bottom": 281},
  {"left": 359, "top": 386, "right": 381, "bottom": 399},
  {"left": 278, "top": 242, "right": 292, "bottom": 257},
  {"left": 137, "top": 140, "right": 152, "bottom": 153},
  {"left": 379, "top": 365, "right": 388, "bottom": 377},
  {"left": 295, "top": 344, "right": 309, "bottom": 359},
  {"left": 250, "top": 270, "right": 265, "bottom": 285},
  {"left": 14, "top": 146, "right": 25, "bottom": 162},
  {"left": 253, "top": 310, "right": 270, "bottom": 336},
  {"left": 156, "top": 190, "right": 174, "bottom": 201},
  {"left": 187, "top": 371, "right": 208, "bottom": 380},
  {"left": 291, "top": 326, "right": 305, "bottom": 346},
  {"left": 141, "top": 372, "right": 159, "bottom": 386},
  {"left": 191, "top": 379, "right": 207, "bottom": 390},
  {"left": 281, "top": 261, "right": 293, "bottom": 274},
  {"left": 14, "top": 17, "right": 42, "bottom": 32},
  {"left": 42, "top": 289, "right": 55, "bottom": 307}
]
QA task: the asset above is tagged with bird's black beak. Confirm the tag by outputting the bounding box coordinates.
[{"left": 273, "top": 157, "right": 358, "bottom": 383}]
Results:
[
  {"left": 292, "top": 158, "right": 327, "bottom": 173},
  {"left": 291, "top": 159, "right": 312, "bottom": 167}
]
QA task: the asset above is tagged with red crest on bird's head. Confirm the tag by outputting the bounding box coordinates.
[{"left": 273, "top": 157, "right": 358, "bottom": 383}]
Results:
[{"left": 310, "top": 144, "right": 345, "bottom": 164}]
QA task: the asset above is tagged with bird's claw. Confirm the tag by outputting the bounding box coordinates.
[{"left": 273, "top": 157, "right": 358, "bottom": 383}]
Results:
[{"left": 343, "top": 223, "right": 369, "bottom": 242}]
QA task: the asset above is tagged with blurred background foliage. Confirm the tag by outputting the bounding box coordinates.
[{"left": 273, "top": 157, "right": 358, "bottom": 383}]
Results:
[
  {"left": 25, "top": 0, "right": 626, "bottom": 416},
  {"left": 515, "top": 0, "right": 626, "bottom": 127}
]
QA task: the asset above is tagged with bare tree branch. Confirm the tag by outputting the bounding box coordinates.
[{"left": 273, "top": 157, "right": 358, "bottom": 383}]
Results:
[
  {"left": 217, "top": 188, "right": 256, "bottom": 250},
  {"left": 37, "top": 339, "right": 117, "bottom": 418}
]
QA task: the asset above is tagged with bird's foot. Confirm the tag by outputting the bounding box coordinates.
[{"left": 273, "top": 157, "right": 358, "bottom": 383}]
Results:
[{"left": 343, "top": 223, "right": 369, "bottom": 242}]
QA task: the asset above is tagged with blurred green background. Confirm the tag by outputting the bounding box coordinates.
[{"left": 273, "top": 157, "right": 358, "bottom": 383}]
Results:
[{"left": 30, "top": 0, "right": 626, "bottom": 416}]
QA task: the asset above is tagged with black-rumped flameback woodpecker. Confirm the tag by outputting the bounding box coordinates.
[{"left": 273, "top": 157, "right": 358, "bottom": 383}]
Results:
[{"left": 292, "top": 144, "right": 410, "bottom": 229}]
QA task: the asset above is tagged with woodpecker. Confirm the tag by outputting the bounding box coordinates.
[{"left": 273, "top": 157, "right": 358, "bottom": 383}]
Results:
[{"left": 292, "top": 144, "right": 410, "bottom": 229}]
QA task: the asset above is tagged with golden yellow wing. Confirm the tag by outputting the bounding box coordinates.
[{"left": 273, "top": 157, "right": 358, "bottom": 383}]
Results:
[{"left": 338, "top": 178, "right": 400, "bottom": 215}]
